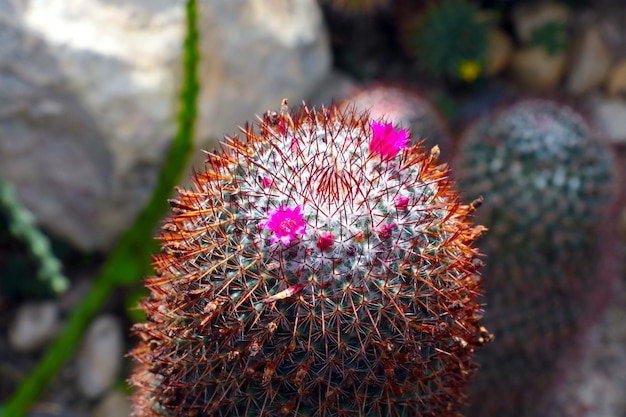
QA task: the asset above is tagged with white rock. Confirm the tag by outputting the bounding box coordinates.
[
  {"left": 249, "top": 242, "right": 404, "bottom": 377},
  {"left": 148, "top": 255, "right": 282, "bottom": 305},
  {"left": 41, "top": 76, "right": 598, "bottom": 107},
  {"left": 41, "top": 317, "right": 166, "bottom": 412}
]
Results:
[
  {"left": 512, "top": 2, "right": 570, "bottom": 44},
  {"left": 8, "top": 302, "right": 60, "bottom": 352},
  {"left": 0, "top": 0, "right": 185, "bottom": 251},
  {"left": 92, "top": 389, "right": 131, "bottom": 417},
  {"left": 77, "top": 315, "right": 124, "bottom": 399},
  {"left": 0, "top": 0, "right": 330, "bottom": 250},
  {"left": 589, "top": 95, "right": 626, "bottom": 144},
  {"left": 566, "top": 26, "right": 612, "bottom": 95}
]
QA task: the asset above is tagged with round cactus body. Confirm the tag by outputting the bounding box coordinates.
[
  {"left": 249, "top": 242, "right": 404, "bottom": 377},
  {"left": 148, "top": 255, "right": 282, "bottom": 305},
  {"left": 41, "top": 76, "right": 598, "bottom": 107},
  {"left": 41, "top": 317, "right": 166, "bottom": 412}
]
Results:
[
  {"left": 343, "top": 86, "right": 454, "bottom": 161},
  {"left": 454, "top": 99, "right": 616, "bottom": 417},
  {"left": 130, "top": 103, "right": 489, "bottom": 417}
]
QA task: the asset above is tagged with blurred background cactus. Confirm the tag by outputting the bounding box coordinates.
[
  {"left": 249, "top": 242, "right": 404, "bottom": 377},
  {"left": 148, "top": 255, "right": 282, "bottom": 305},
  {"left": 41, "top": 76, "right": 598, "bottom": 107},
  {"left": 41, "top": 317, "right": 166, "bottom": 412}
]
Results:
[
  {"left": 408, "top": 0, "right": 492, "bottom": 83},
  {"left": 130, "top": 103, "right": 490, "bottom": 417},
  {"left": 341, "top": 85, "right": 455, "bottom": 160},
  {"left": 453, "top": 99, "right": 616, "bottom": 417}
]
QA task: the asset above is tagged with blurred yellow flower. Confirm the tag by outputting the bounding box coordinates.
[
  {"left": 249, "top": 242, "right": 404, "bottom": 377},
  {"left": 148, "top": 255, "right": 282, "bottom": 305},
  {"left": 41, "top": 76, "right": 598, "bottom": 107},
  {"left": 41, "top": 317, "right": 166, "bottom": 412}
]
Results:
[{"left": 459, "top": 60, "right": 481, "bottom": 82}]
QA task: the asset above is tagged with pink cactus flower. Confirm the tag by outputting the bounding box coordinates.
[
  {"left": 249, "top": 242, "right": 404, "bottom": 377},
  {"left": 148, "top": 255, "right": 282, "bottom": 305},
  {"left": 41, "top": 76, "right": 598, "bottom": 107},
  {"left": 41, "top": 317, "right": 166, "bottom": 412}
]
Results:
[
  {"left": 316, "top": 232, "right": 335, "bottom": 251},
  {"left": 395, "top": 195, "right": 410, "bottom": 211},
  {"left": 260, "top": 205, "right": 307, "bottom": 245},
  {"left": 261, "top": 177, "right": 274, "bottom": 188},
  {"left": 369, "top": 120, "right": 410, "bottom": 159},
  {"left": 377, "top": 223, "right": 396, "bottom": 240}
]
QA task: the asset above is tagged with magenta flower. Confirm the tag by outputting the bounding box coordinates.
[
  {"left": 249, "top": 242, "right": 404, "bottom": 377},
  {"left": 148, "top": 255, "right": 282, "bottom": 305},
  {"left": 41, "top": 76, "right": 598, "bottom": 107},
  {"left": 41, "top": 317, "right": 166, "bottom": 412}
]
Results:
[
  {"left": 260, "top": 205, "right": 307, "bottom": 245},
  {"left": 369, "top": 120, "right": 410, "bottom": 159}
]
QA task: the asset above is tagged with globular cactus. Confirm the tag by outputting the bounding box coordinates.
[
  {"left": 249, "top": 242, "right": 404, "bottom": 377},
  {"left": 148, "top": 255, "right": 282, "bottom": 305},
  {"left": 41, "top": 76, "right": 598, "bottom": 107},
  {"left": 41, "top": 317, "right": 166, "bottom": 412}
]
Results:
[
  {"left": 130, "top": 102, "right": 490, "bottom": 417},
  {"left": 409, "top": 0, "right": 491, "bottom": 83},
  {"left": 342, "top": 86, "right": 454, "bottom": 161},
  {"left": 453, "top": 99, "right": 616, "bottom": 417}
]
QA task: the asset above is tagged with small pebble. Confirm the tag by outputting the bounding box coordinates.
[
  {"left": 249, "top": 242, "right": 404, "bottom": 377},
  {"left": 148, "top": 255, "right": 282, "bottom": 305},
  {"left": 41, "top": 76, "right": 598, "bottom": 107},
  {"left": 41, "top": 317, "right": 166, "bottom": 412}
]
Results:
[
  {"left": 9, "top": 302, "right": 60, "bottom": 352},
  {"left": 92, "top": 389, "right": 131, "bottom": 417},
  {"left": 566, "top": 26, "right": 612, "bottom": 95},
  {"left": 607, "top": 59, "right": 626, "bottom": 97},
  {"left": 76, "top": 315, "right": 124, "bottom": 399}
]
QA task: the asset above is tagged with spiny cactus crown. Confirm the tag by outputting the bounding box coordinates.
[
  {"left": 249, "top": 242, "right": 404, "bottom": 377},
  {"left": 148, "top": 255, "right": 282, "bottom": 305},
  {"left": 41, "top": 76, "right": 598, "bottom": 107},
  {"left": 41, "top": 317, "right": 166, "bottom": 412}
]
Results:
[{"left": 131, "top": 103, "right": 488, "bottom": 417}]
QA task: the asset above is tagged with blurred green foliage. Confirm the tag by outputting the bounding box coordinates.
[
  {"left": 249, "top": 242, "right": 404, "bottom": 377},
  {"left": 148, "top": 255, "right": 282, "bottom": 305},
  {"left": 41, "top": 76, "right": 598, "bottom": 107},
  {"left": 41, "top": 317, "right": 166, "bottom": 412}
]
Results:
[
  {"left": 413, "top": 0, "right": 492, "bottom": 82},
  {"left": 528, "top": 21, "right": 569, "bottom": 56}
]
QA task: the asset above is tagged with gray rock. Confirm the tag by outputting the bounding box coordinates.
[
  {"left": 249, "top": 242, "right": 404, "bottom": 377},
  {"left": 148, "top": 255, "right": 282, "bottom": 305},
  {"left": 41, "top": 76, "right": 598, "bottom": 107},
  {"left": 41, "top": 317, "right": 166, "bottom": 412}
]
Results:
[
  {"left": 0, "top": 15, "right": 115, "bottom": 251},
  {"left": 0, "top": 0, "right": 330, "bottom": 250},
  {"left": 566, "top": 26, "right": 613, "bottom": 95},
  {"left": 196, "top": 0, "right": 330, "bottom": 142},
  {"left": 8, "top": 301, "right": 61, "bottom": 352},
  {"left": 76, "top": 315, "right": 124, "bottom": 399}
]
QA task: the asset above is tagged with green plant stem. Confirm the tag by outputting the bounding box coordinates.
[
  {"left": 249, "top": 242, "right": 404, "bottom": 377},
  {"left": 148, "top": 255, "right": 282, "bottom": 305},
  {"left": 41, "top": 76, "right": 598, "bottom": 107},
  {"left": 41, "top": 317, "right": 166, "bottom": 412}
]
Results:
[{"left": 1, "top": 1, "right": 199, "bottom": 415}]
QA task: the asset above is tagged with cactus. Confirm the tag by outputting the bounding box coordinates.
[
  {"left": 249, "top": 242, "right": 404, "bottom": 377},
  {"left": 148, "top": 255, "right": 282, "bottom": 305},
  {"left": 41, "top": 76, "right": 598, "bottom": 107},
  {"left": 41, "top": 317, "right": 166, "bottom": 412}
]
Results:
[
  {"left": 453, "top": 99, "right": 616, "bottom": 417},
  {"left": 342, "top": 86, "right": 454, "bottom": 161},
  {"left": 409, "top": 0, "right": 491, "bottom": 82},
  {"left": 129, "top": 102, "right": 490, "bottom": 417}
]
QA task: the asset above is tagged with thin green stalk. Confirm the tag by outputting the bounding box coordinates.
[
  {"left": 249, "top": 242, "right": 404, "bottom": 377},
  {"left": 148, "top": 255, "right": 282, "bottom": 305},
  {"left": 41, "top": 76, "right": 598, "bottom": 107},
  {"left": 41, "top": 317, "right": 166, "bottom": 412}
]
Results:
[{"left": 1, "top": 1, "right": 199, "bottom": 415}]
